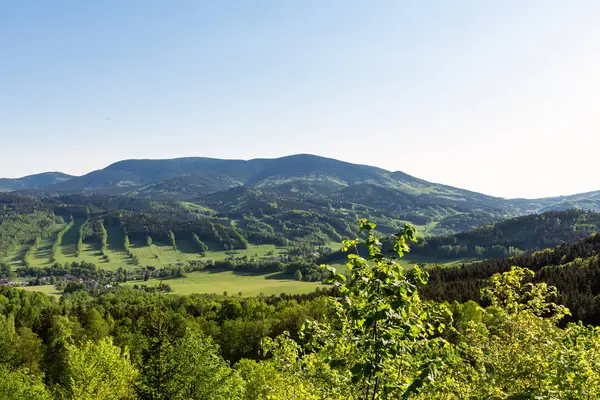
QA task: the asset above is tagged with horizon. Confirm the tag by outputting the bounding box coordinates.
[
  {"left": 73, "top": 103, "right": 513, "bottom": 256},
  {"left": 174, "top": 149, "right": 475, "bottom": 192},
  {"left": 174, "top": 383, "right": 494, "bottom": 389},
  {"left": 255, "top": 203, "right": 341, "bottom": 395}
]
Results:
[
  {"left": 2, "top": 1, "right": 599, "bottom": 198},
  {"left": 2, "top": 152, "right": 598, "bottom": 201}
]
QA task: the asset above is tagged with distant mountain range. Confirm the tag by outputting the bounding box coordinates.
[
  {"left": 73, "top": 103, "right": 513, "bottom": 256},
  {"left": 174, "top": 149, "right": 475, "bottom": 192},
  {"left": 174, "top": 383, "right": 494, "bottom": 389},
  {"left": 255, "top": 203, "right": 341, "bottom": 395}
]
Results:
[
  {"left": 0, "top": 172, "right": 73, "bottom": 192},
  {"left": 2, "top": 154, "right": 599, "bottom": 235}
]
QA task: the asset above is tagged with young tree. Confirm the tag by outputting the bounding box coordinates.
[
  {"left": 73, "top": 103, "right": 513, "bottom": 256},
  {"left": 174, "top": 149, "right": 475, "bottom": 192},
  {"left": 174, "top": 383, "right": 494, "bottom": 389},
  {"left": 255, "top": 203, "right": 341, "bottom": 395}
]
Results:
[
  {"left": 136, "top": 312, "right": 242, "bottom": 400},
  {"left": 293, "top": 269, "right": 303, "bottom": 281},
  {"left": 124, "top": 234, "right": 130, "bottom": 251},
  {"left": 146, "top": 235, "right": 153, "bottom": 246},
  {"left": 62, "top": 337, "right": 138, "bottom": 400},
  {"left": 303, "top": 219, "right": 451, "bottom": 399}
]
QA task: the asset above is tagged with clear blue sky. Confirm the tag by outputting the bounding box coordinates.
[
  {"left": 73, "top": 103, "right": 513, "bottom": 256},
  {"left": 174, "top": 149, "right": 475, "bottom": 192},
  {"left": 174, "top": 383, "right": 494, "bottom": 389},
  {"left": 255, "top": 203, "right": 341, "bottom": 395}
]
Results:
[{"left": 1, "top": 1, "right": 599, "bottom": 198}]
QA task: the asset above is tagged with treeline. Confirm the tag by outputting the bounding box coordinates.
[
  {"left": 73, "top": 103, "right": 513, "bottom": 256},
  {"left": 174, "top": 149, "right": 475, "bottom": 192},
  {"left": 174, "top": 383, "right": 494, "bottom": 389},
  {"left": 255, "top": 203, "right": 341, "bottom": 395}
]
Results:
[
  {"left": 115, "top": 213, "right": 249, "bottom": 250},
  {"left": 51, "top": 217, "right": 74, "bottom": 262},
  {"left": 412, "top": 209, "right": 600, "bottom": 259},
  {"left": 1, "top": 193, "right": 386, "bottom": 256},
  {"left": 99, "top": 219, "right": 108, "bottom": 258},
  {"left": 192, "top": 232, "right": 208, "bottom": 253},
  {"left": 22, "top": 236, "right": 41, "bottom": 267},
  {"left": 421, "top": 233, "right": 600, "bottom": 324}
]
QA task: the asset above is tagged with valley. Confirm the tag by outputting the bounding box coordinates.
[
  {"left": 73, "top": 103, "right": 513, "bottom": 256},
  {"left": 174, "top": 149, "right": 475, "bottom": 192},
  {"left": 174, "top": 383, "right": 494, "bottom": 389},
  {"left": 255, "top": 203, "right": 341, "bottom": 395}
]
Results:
[{"left": 2, "top": 155, "right": 600, "bottom": 398}]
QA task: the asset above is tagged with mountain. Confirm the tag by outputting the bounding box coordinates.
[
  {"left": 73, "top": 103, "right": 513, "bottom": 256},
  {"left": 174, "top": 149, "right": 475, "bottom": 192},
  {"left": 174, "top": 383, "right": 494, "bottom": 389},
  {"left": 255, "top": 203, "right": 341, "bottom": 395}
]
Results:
[
  {"left": 511, "top": 190, "right": 600, "bottom": 213},
  {"left": 4, "top": 154, "right": 600, "bottom": 236},
  {"left": 47, "top": 154, "right": 409, "bottom": 192},
  {"left": 0, "top": 172, "right": 73, "bottom": 192},
  {"left": 33, "top": 154, "right": 513, "bottom": 210}
]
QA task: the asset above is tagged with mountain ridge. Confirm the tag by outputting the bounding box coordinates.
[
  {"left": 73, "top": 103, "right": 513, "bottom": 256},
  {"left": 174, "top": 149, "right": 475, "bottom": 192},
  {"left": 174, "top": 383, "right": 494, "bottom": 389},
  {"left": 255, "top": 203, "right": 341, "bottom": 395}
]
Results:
[
  {"left": 2, "top": 153, "right": 595, "bottom": 200},
  {"left": 2, "top": 154, "right": 600, "bottom": 236},
  {"left": 0, "top": 172, "right": 74, "bottom": 192}
]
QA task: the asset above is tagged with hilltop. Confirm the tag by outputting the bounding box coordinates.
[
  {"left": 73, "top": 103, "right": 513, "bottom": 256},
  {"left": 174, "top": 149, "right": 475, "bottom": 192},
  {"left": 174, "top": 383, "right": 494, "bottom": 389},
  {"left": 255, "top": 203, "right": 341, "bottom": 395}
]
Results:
[
  {"left": 0, "top": 172, "right": 73, "bottom": 192},
  {"left": 2, "top": 154, "right": 600, "bottom": 235}
]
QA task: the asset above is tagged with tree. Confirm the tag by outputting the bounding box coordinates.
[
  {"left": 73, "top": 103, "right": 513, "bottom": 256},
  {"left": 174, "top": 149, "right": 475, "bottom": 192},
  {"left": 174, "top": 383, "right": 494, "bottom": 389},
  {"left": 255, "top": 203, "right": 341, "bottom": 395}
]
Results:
[
  {"left": 83, "top": 308, "right": 110, "bottom": 341},
  {"left": 192, "top": 233, "right": 208, "bottom": 253},
  {"left": 237, "top": 335, "right": 338, "bottom": 400},
  {"left": 62, "top": 337, "right": 138, "bottom": 400},
  {"left": 44, "top": 315, "right": 76, "bottom": 385},
  {"left": 293, "top": 269, "right": 303, "bottom": 281},
  {"left": 0, "top": 314, "right": 17, "bottom": 365},
  {"left": 0, "top": 365, "right": 51, "bottom": 400},
  {"left": 146, "top": 235, "right": 153, "bottom": 246},
  {"left": 168, "top": 230, "right": 177, "bottom": 250},
  {"left": 100, "top": 220, "right": 109, "bottom": 256},
  {"left": 423, "top": 267, "right": 600, "bottom": 398},
  {"left": 136, "top": 312, "right": 241, "bottom": 400},
  {"left": 303, "top": 219, "right": 451, "bottom": 399}
]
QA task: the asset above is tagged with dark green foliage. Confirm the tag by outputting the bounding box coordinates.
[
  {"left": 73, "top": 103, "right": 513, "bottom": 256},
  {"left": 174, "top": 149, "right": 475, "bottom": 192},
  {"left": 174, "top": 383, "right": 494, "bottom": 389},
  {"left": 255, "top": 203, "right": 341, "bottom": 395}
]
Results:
[
  {"left": 421, "top": 233, "right": 600, "bottom": 324},
  {"left": 413, "top": 210, "right": 600, "bottom": 258},
  {"left": 63, "top": 281, "right": 87, "bottom": 294},
  {"left": 293, "top": 269, "right": 303, "bottom": 281},
  {"left": 76, "top": 219, "right": 87, "bottom": 257},
  {"left": 0, "top": 211, "right": 56, "bottom": 259}
]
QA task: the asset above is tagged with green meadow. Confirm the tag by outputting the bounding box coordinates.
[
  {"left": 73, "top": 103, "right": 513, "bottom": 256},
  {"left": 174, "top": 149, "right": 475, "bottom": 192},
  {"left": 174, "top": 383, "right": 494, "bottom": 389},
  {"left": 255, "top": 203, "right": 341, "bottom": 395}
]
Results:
[
  {"left": 21, "top": 270, "right": 323, "bottom": 298},
  {"left": 122, "top": 270, "right": 323, "bottom": 297}
]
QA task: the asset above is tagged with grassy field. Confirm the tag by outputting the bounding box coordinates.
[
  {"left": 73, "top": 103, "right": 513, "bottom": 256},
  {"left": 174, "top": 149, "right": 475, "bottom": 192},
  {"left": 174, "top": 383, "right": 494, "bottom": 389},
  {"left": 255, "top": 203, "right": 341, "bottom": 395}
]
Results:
[
  {"left": 20, "top": 270, "right": 323, "bottom": 298},
  {"left": 20, "top": 284, "right": 62, "bottom": 298},
  {"left": 3, "top": 229, "right": 292, "bottom": 271},
  {"left": 121, "top": 270, "right": 324, "bottom": 296}
]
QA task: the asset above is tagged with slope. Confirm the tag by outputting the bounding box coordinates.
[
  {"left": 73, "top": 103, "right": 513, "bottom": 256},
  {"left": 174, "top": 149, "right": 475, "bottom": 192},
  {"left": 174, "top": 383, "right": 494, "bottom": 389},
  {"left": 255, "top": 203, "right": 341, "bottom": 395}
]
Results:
[
  {"left": 0, "top": 172, "right": 73, "bottom": 192},
  {"left": 412, "top": 209, "right": 600, "bottom": 258}
]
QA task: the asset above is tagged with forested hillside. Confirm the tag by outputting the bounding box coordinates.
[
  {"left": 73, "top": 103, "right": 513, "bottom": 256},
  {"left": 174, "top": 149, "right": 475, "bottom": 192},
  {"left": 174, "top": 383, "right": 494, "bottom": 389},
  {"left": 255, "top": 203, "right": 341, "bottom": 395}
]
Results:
[
  {"left": 0, "top": 194, "right": 59, "bottom": 259},
  {"left": 1, "top": 221, "right": 600, "bottom": 398},
  {"left": 422, "top": 232, "right": 600, "bottom": 324},
  {"left": 6, "top": 154, "right": 600, "bottom": 236},
  {"left": 412, "top": 209, "right": 600, "bottom": 258}
]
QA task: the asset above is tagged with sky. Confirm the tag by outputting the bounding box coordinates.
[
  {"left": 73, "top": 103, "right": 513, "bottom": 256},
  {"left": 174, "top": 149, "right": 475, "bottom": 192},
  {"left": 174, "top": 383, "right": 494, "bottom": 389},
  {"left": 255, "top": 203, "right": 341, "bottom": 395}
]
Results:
[{"left": 1, "top": 1, "right": 599, "bottom": 199}]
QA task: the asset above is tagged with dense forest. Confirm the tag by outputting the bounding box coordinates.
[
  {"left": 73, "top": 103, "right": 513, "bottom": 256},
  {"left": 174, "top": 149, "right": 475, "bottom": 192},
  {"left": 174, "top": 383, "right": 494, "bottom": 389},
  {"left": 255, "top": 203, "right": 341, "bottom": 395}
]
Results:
[
  {"left": 422, "top": 232, "right": 600, "bottom": 324},
  {"left": 1, "top": 220, "right": 600, "bottom": 398},
  {"left": 412, "top": 209, "right": 600, "bottom": 259},
  {"left": 3, "top": 184, "right": 600, "bottom": 397}
]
